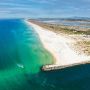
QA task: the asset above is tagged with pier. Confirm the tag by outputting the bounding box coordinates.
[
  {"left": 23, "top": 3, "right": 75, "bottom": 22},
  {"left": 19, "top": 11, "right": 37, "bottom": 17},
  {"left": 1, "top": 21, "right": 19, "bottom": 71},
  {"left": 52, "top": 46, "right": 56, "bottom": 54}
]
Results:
[{"left": 42, "top": 61, "right": 90, "bottom": 71}]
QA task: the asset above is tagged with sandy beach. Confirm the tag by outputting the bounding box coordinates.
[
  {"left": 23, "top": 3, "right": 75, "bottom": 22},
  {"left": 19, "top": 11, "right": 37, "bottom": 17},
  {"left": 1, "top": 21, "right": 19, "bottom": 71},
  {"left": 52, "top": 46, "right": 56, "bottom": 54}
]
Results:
[{"left": 27, "top": 21, "right": 90, "bottom": 66}]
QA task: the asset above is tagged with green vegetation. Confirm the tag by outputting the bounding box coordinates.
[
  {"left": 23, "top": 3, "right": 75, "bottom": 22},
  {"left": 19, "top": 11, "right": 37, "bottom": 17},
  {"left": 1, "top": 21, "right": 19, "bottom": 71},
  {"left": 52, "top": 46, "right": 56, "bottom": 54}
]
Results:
[
  {"left": 29, "top": 20, "right": 90, "bottom": 35},
  {"left": 74, "top": 41, "right": 90, "bottom": 55},
  {"left": 39, "top": 23, "right": 90, "bottom": 35}
]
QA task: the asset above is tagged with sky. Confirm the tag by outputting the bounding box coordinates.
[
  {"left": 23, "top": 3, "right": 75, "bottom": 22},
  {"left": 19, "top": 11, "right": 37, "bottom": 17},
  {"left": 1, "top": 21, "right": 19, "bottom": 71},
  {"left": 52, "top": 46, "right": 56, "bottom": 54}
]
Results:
[{"left": 0, "top": 0, "right": 90, "bottom": 18}]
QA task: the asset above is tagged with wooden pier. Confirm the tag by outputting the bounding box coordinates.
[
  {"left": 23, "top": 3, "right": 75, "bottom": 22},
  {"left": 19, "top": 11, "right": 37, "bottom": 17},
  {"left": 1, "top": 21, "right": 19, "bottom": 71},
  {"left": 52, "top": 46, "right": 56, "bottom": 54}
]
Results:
[{"left": 42, "top": 61, "right": 90, "bottom": 71}]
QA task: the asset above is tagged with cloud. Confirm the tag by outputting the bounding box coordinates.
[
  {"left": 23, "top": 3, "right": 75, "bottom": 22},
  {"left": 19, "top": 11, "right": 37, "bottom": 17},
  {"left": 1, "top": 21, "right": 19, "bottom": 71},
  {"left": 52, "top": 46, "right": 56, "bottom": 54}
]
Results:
[{"left": 0, "top": 0, "right": 90, "bottom": 18}]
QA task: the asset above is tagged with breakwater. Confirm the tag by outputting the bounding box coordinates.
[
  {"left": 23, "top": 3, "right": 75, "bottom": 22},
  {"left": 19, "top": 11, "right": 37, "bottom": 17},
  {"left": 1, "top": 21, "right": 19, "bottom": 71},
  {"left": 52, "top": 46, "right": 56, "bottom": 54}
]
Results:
[{"left": 42, "top": 61, "right": 90, "bottom": 71}]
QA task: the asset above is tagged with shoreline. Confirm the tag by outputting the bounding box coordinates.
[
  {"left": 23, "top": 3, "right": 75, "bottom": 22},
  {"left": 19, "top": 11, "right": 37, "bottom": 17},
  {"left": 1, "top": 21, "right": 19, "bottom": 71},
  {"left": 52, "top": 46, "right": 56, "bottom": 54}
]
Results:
[{"left": 27, "top": 20, "right": 90, "bottom": 66}]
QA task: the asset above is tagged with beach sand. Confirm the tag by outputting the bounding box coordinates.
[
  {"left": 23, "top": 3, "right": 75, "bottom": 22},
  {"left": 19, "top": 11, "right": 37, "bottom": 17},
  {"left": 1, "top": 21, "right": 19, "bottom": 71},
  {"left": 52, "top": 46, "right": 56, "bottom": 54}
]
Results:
[{"left": 27, "top": 21, "right": 90, "bottom": 66}]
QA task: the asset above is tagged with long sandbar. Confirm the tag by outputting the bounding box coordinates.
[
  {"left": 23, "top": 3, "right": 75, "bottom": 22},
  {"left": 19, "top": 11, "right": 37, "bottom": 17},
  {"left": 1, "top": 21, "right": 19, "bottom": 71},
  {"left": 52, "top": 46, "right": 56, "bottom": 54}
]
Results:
[{"left": 27, "top": 21, "right": 90, "bottom": 67}]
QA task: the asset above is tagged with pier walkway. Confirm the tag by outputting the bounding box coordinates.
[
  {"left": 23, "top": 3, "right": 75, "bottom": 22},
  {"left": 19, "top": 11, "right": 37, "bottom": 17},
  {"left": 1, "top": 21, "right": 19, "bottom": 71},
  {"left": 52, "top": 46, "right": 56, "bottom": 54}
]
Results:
[{"left": 42, "top": 61, "right": 90, "bottom": 71}]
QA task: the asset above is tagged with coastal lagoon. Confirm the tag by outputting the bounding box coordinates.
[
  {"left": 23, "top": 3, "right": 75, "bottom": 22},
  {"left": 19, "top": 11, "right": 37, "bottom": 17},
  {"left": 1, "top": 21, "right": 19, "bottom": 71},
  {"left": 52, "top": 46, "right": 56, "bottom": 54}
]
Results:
[
  {"left": 40, "top": 19, "right": 90, "bottom": 29},
  {"left": 0, "top": 19, "right": 90, "bottom": 90}
]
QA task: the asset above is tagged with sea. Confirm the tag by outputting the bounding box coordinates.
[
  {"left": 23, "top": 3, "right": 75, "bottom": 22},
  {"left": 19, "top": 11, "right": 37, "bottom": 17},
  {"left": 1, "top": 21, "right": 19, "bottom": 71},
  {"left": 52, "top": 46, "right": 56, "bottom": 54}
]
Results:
[{"left": 0, "top": 19, "right": 90, "bottom": 90}]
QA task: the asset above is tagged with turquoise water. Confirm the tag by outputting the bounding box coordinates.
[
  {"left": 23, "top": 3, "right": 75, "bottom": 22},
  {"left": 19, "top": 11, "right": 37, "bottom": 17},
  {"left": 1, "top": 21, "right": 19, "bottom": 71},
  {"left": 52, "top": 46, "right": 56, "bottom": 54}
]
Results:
[
  {"left": 0, "top": 19, "right": 90, "bottom": 90},
  {"left": 0, "top": 19, "right": 54, "bottom": 90}
]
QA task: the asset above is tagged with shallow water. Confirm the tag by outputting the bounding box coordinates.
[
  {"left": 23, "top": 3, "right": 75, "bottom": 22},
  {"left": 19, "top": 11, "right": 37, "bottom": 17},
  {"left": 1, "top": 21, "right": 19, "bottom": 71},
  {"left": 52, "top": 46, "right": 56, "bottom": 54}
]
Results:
[
  {"left": 0, "top": 19, "right": 90, "bottom": 90},
  {"left": 0, "top": 19, "right": 54, "bottom": 90},
  {"left": 42, "top": 20, "right": 90, "bottom": 28}
]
